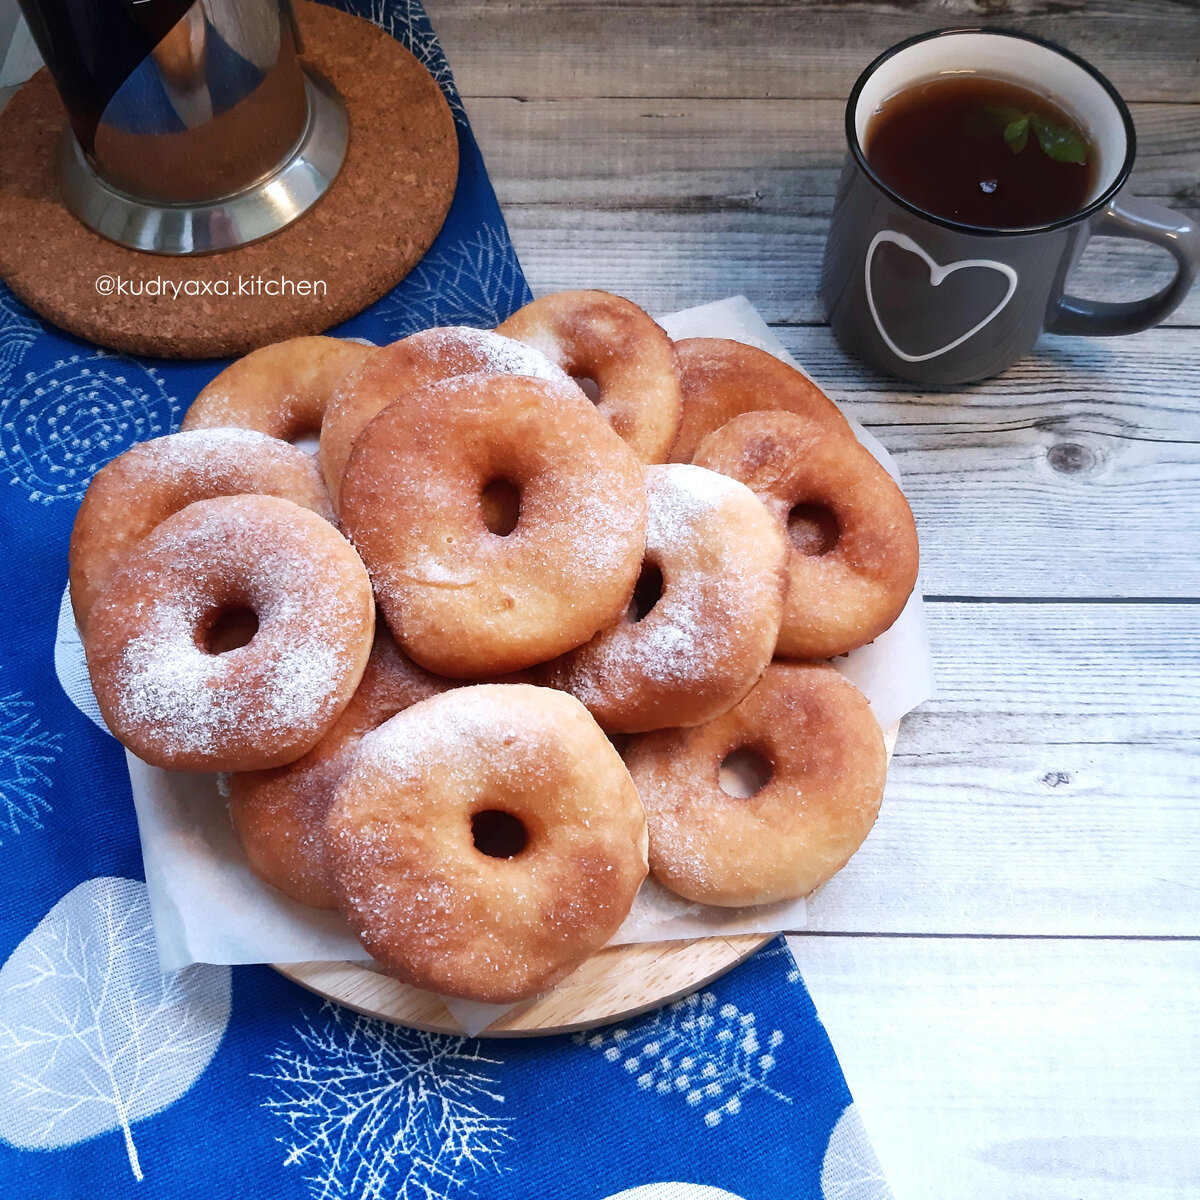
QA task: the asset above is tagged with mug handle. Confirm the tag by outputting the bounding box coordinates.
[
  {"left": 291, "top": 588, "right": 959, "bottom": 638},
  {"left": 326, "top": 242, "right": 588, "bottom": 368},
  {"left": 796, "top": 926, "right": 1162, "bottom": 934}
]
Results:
[{"left": 1048, "top": 196, "right": 1200, "bottom": 336}]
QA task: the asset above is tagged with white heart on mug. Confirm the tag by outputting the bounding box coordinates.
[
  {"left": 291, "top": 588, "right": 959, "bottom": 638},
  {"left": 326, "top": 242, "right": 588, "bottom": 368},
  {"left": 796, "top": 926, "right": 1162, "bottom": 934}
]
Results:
[{"left": 864, "top": 230, "right": 1019, "bottom": 363}]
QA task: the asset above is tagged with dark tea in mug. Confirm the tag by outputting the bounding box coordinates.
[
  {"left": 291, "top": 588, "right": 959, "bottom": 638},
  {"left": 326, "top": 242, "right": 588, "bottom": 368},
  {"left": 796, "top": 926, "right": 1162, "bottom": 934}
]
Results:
[
  {"left": 820, "top": 28, "right": 1200, "bottom": 385},
  {"left": 865, "top": 75, "right": 1096, "bottom": 228}
]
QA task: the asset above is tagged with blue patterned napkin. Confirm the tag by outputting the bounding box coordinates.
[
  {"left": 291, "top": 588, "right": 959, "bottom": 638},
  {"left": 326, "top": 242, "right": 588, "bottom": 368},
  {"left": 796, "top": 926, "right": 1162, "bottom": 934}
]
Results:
[{"left": 0, "top": 2, "right": 891, "bottom": 1195}]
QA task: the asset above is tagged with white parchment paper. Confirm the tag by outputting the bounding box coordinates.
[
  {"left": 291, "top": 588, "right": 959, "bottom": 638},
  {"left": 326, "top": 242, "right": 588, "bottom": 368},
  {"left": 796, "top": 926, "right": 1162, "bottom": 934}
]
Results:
[{"left": 56, "top": 296, "right": 935, "bottom": 1035}]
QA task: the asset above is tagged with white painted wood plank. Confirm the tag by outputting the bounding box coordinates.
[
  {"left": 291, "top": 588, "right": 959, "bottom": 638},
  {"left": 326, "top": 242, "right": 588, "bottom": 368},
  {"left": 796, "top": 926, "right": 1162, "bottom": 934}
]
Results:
[
  {"left": 806, "top": 601, "right": 1200, "bottom": 935},
  {"left": 912, "top": 601, "right": 1198, "bottom": 748},
  {"left": 429, "top": 0, "right": 1200, "bottom": 104},
  {"left": 468, "top": 96, "right": 1199, "bottom": 326},
  {"left": 502, "top": 213, "right": 1200, "bottom": 329},
  {"left": 772, "top": 325, "right": 1200, "bottom": 599},
  {"left": 786, "top": 935, "right": 1200, "bottom": 1200}
]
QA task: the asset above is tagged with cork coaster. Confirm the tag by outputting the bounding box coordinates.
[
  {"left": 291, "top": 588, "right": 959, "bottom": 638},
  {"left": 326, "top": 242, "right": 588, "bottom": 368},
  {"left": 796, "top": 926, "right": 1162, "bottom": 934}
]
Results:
[{"left": 0, "top": 2, "right": 458, "bottom": 359}]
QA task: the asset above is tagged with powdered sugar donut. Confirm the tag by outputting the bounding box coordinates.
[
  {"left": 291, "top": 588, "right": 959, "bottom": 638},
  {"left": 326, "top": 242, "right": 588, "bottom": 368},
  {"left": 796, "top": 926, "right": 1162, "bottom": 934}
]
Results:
[
  {"left": 182, "top": 336, "right": 371, "bottom": 442},
  {"left": 541, "top": 464, "right": 788, "bottom": 732},
  {"left": 326, "top": 684, "right": 648, "bottom": 1003},
  {"left": 84, "top": 495, "right": 374, "bottom": 772},
  {"left": 319, "top": 326, "right": 573, "bottom": 508},
  {"left": 669, "top": 338, "right": 851, "bottom": 463},
  {"left": 498, "top": 290, "right": 682, "bottom": 463},
  {"left": 694, "top": 410, "right": 918, "bottom": 659},
  {"left": 229, "top": 630, "right": 449, "bottom": 908},
  {"left": 340, "top": 373, "right": 647, "bottom": 678},
  {"left": 625, "top": 662, "right": 886, "bottom": 906},
  {"left": 69, "top": 428, "right": 334, "bottom": 632}
]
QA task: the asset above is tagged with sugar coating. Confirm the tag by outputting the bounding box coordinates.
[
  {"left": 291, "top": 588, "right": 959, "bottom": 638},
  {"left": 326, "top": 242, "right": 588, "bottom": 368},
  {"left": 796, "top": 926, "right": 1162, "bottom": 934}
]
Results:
[
  {"left": 95, "top": 497, "right": 367, "bottom": 761},
  {"left": 340, "top": 372, "right": 646, "bottom": 676},
  {"left": 325, "top": 685, "right": 648, "bottom": 1002},
  {"left": 551, "top": 463, "right": 785, "bottom": 728},
  {"left": 410, "top": 326, "right": 570, "bottom": 383}
]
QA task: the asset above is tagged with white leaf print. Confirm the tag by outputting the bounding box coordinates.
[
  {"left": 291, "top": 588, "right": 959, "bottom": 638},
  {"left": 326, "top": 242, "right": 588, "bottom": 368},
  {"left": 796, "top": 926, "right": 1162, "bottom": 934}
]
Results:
[
  {"left": 378, "top": 223, "right": 533, "bottom": 338},
  {"left": 759, "top": 939, "right": 803, "bottom": 985},
  {"left": 602, "top": 1187, "right": 748, "bottom": 1200},
  {"left": 0, "top": 685, "right": 62, "bottom": 843},
  {"left": 821, "top": 1104, "right": 893, "bottom": 1200},
  {"left": 353, "top": 0, "right": 466, "bottom": 123},
  {"left": 0, "top": 284, "right": 39, "bottom": 383},
  {"left": 577, "top": 990, "right": 791, "bottom": 1129},
  {"left": 0, "top": 353, "right": 179, "bottom": 505},
  {"left": 0, "top": 877, "right": 231, "bottom": 1180},
  {"left": 257, "top": 1004, "right": 511, "bottom": 1200}
]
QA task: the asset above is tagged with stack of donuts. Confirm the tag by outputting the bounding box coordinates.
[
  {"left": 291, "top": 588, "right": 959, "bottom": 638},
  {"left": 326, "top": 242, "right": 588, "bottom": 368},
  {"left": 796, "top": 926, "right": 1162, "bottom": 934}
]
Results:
[{"left": 69, "top": 290, "right": 918, "bottom": 1004}]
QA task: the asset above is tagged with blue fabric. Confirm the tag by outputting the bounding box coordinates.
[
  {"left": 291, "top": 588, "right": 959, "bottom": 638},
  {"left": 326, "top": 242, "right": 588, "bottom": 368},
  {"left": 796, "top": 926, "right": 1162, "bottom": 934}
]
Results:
[{"left": 0, "top": 3, "right": 889, "bottom": 1197}]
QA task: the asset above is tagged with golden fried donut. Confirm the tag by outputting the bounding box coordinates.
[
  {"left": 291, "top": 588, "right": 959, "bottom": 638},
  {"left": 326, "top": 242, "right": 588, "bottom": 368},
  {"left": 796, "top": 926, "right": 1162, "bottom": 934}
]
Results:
[
  {"left": 229, "top": 629, "right": 450, "bottom": 908},
  {"left": 541, "top": 464, "right": 787, "bottom": 732},
  {"left": 319, "top": 326, "right": 573, "bottom": 508},
  {"left": 326, "top": 684, "right": 648, "bottom": 1002},
  {"left": 182, "top": 336, "right": 371, "bottom": 443},
  {"left": 625, "top": 662, "right": 885, "bottom": 906},
  {"left": 340, "top": 373, "right": 647, "bottom": 678},
  {"left": 498, "top": 290, "right": 682, "bottom": 463},
  {"left": 69, "top": 428, "right": 334, "bottom": 632},
  {"left": 85, "top": 495, "right": 374, "bottom": 772},
  {"left": 669, "top": 337, "right": 851, "bottom": 463},
  {"left": 694, "top": 411, "right": 918, "bottom": 659}
]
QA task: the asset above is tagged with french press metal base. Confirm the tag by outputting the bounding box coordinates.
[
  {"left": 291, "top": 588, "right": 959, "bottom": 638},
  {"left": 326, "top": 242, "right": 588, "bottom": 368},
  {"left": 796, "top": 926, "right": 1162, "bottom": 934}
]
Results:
[{"left": 59, "top": 71, "right": 347, "bottom": 257}]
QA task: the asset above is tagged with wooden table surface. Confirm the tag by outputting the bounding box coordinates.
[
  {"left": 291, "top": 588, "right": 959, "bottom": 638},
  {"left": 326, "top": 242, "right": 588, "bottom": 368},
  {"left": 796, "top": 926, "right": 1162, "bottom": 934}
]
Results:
[{"left": 428, "top": 2, "right": 1200, "bottom": 1196}]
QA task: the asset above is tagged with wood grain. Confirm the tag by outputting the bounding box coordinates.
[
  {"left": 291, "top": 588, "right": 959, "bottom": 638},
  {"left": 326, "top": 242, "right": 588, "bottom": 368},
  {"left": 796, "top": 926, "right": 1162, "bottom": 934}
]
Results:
[
  {"left": 776, "top": 325, "right": 1200, "bottom": 599},
  {"left": 428, "top": 0, "right": 1200, "bottom": 104},
  {"left": 276, "top": 935, "right": 770, "bottom": 1036},
  {"left": 790, "top": 935, "right": 1200, "bottom": 1200},
  {"left": 809, "top": 601, "right": 1200, "bottom": 934},
  {"left": 468, "top": 96, "right": 1200, "bottom": 326}
]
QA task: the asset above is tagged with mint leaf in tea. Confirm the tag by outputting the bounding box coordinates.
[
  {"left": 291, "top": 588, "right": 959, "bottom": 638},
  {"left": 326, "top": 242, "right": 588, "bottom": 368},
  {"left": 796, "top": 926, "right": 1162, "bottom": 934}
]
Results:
[{"left": 865, "top": 75, "right": 1095, "bottom": 228}]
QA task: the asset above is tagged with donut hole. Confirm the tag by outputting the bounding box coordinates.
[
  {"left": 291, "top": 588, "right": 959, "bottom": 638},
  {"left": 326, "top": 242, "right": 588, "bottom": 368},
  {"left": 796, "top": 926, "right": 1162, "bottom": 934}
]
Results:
[
  {"left": 628, "top": 562, "right": 664, "bottom": 622},
  {"left": 787, "top": 502, "right": 840, "bottom": 557},
  {"left": 571, "top": 374, "right": 602, "bottom": 403},
  {"left": 199, "top": 606, "right": 260, "bottom": 654},
  {"left": 480, "top": 478, "right": 521, "bottom": 537},
  {"left": 471, "top": 809, "right": 528, "bottom": 859},
  {"left": 718, "top": 747, "right": 774, "bottom": 799},
  {"left": 290, "top": 429, "right": 321, "bottom": 455}
]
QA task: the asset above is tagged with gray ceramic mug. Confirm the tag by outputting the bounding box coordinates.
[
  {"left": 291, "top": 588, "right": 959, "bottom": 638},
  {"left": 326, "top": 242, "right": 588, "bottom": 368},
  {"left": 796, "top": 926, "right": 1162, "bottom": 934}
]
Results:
[{"left": 820, "top": 27, "right": 1200, "bottom": 386}]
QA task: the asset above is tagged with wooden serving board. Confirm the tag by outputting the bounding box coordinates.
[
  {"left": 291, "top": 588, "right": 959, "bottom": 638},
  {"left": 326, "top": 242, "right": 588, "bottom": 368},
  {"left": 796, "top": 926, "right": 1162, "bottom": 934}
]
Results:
[{"left": 275, "top": 723, "right": 898, "bottom": 1037}]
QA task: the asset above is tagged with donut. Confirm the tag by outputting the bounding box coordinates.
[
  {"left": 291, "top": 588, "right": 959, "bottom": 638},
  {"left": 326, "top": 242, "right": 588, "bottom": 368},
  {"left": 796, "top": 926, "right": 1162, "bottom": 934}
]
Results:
[
  {"left": 340, "top": 373, "right": 647, "bottom": 678},
  {"left": 84, "top": 495, "right": 375, "bottom": 772},
  {"left": 624, "top": 662, "right": 886, "bottom": 907},
  {"left": 325, "top": 684, "right": 648, "bottom": 1003},
  {"left": 319, "top": 325, "right": 573, "bottom": 509},
  {"left": 497, "top": 290, "right": 682, "bottom": 463},
  {"left": 229, "top": 630, "right": 449, "bottom": 909},
  {"left": 182, "top": 336, "right": 371, "bottom": 443},
  {"left": 669, "top": 338, "right": 852, "bottom": 463},
  {"left": 541, "top": 464, "right": 788, "bottom": 732},
  {"left": 693, "top": 411, "right": 918, "bottom": 659},
  {"left": 68, "top": 428, "right": 334, "bottom": 632}
]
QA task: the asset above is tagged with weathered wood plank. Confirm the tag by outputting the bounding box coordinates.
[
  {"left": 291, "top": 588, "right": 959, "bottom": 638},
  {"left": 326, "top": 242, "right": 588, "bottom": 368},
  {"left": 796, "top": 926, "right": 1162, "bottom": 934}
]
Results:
[
  {"left": 806, "top": 600, "right": 1199, "bottom": 936},
  {"left": 429, "top": 0, "right": 1200, "bottom": 104},
  {"left": 815, "top": 733, "right": 1198, "bottom": 932},
  {"left": 917, "top": 600, "right": 1199, "bottom": 745},
  {"left": 470, "top": 98, "right": 1200, "bottom": 213},
  {"left": 504, "top": 211, "right": 1200, "bottom": 328},
  {"left": 788, "top": 935, "right": 1200, "bottom": 1200},
  {"left": 771, "top": 325, "right": 1200, "bottom": 598},
  {"left": 475, "top": 95, "right": 1200, "bottom": 325}
]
